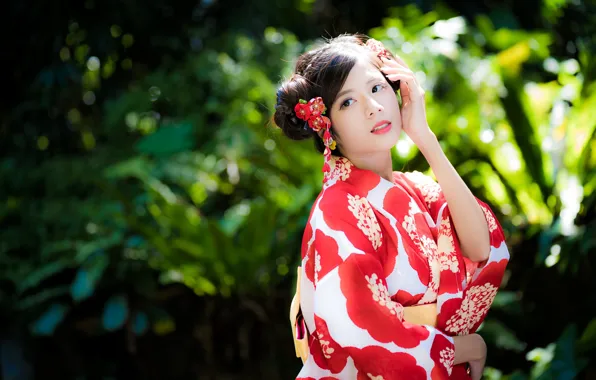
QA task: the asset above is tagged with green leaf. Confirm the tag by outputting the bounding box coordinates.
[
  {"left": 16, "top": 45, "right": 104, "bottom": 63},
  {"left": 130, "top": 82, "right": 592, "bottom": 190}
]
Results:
[
  {"left": 500, "top": 75, "right": 552, "bottom": 201},
  {"left": 41, "top": 240, "right": 75, "bottom": 257},
  {"left": 30, "top": 303, "right": 69, "bottom": 336},
  {"left": 578, "top": 318, "right": 596, "bottom": 352},
  {"left": 71, "top": 251, "right": 109, "bottom": 302},
  {"left": 132, "top": 312, "right": 149, "bottom": 335},
  {"left": 17, "top": 259, "right": 71, "bottom": 294},
  {"left": 74, "top": 231, "right": 123, "bottom": 264},
  {"left": 480, "top": 319, "right": 526, "bottom": 352},
  {"left": 151, "top": 310, "right": 176, "bottom": 335},
  {"left": 527, "top": 343, "right": 555, "bottom": 378},
  {"left": 135, "top": 122, "right": 194, "bottom": 157},
  {"left": 236, "top": 200, "right": 276, "bottom": 260},
  {"left": 508, "top": 370, "right": 529, "bottom": 380},
  {"left": 102, "top": 294, "right": 129, "bottom": 331},
  {"left": 535, "top": 325, "right": 589, "bottom": 380},
  {"left": 17, "top": 286, "right": 70, "bottom": 310},
  {"left": 103, "top": 156, "right": 152, "bottom": 180},
  {"left": 192, "top": 276, "right": 217, "bottom": 295},
  {"left": 171, "top": 238, "right": 204, "bottom": 258}
]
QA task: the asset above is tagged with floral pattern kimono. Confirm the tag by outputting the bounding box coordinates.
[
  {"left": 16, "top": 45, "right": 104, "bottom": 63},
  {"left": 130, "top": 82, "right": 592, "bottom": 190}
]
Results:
[{"left": 291, "top": 157, "right": 510, "bottom": 379}]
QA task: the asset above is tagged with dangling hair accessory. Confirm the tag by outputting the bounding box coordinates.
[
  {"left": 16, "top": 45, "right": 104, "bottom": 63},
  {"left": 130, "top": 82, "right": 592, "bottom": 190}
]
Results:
[
  {"left": 365, "top": 38, "right": 391, "bottom": 60},
  {"left": 294, "top": 97, "right": 335, "bottom": 173}
]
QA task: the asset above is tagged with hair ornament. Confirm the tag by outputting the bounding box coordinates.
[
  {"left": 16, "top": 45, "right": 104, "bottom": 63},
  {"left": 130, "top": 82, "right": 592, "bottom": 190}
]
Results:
[
  {"left": 294, "top": 97, "right": 335, "bottom": 173},
  {"left": 365, "top": 38, "right": 391, "bottom": 59}
]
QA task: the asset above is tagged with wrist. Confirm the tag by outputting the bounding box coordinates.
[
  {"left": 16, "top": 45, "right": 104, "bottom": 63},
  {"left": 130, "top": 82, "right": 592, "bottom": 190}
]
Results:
[
  {"left": 470, "top": 333, "right": 487, "bottom": 361},
  {"left": 453, "top": 334, "right": 487, "bottom": 364},
  {"left": 414, "top": 130, "right": 438, "bottom": 152},
  {"left": 417, "top": 133, "right": 443, "bottom": 162}
]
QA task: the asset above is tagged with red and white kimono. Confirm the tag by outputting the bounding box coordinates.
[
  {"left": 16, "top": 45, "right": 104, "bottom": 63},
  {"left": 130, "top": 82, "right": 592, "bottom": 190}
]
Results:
[{"left": 294, "top": 157, "right": 510, "bottom": 379}]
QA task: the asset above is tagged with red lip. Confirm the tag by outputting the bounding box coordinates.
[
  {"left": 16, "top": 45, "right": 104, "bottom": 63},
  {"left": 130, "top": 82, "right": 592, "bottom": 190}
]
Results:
[{"left": 371, "top": 120, "right": 391, "bottom": 133}]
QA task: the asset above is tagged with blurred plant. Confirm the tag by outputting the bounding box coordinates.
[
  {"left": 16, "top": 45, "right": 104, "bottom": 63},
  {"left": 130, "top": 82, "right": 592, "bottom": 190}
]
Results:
[
  {"left": 1, "top": 0, "right": 596, "bottom": 378},
  {"left": 369, "top": 5, "right": 596, "bottom": 378},
  {"left": 0, "top": 24, "right": 323, "bottom": 378}
]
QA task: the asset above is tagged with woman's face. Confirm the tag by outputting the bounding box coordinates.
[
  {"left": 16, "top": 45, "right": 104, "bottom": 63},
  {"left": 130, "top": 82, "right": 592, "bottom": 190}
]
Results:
[{"left": 329, "top": 58, "right": 401, "bottom": 158}]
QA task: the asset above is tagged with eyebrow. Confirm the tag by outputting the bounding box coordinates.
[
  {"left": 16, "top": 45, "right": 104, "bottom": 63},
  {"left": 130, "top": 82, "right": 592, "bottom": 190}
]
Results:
[{"left": 336, "top": 77, "right": 381, "bottom": 99}]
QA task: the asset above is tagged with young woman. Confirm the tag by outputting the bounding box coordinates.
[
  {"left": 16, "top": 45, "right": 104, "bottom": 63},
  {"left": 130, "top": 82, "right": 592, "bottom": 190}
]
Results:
[{"left": 274, "top": 34, "right": 510, "bottom": 380}]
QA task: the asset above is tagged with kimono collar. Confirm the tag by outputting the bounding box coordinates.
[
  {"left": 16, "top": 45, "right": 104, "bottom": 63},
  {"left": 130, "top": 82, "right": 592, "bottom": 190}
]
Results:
[
  {"left": 323, "top": 156, "right": 391, "bottom": 193},
  {"left": 323, "top": 156, "right": 354, "bottom": 188}
]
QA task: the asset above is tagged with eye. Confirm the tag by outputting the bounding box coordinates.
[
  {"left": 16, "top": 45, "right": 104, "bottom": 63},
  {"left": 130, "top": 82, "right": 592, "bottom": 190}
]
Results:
[
  {"left": 340, "top": 98, "right": 354, "bottom": 109},
  {"left": 372, "top": 83, "right": 386, "bottom": 93}
]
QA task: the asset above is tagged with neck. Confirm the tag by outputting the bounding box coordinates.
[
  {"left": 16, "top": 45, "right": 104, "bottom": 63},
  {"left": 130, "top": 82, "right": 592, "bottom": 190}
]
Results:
[{"left": 345, "top": 150, "right": 394, "bottom": 182}]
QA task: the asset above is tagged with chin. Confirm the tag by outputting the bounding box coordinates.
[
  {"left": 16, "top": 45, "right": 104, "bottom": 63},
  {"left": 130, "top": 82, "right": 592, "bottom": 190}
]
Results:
[
  {"left": 378, "top": 133, "right": 400, "bottom": 151},
  {"left": 387, "top": 125, "right": 401, "bottom": 143}
]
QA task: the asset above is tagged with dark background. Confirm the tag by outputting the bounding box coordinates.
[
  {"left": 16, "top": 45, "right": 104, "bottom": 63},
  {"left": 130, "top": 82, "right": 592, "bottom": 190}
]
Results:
[{"left": 2, "top": 0, "right": 596, "bottom": 379}]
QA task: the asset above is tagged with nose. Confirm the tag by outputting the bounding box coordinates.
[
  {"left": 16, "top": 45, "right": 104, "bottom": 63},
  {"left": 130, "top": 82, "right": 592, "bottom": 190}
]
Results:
[{"left": 365, "top": 96, "right": 384, "bottom": 118}]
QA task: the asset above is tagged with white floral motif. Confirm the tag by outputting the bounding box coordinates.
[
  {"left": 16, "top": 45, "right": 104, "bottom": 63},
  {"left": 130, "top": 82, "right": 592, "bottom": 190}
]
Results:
[
  {"left": 437, "top": 218, "right": 459, "bottom": 273},
  {"left": 334, "top": 158, "right": 353, "bottom": 181},
  {"left": 420, "top": 235, "right": 438, "bottom": 257},
  {"left": 445, "top": 283, "right": 499, "bottom": 335},
  {"left": 314, "top": 250, "right": 321, "bottom": 284},
  {"left": 367, "top": 374, "right": 384, "bottom": 380},
  {"left": 403, "top": 214, "right": 415, "bottom": 232},
  {"left": 402, "top": 215, "right": 417, "bottom": 241},
  {"left": 405, "top": 171, "right": 441, "bottom": 208},
  {"left": 420, "top": 257, "right": 440, "bottom": 304},
  {"left": 365, "top": 273, "right": 404, "bottom": 319},
  {"left": 324, "top": 157, "right": 353, "bottom": 185},
  {"left": 439, "top": 347, "right": 455, "bottom": 375},
  {"left": 347, "top": 194, "right": 382, "bottom": 250},
  {"left": 316, "top": 331, "right": 335, "bottom": 359},
  {"left": 439, "top": 254, "right": 459, "bottom": 273},
  {"left": 402, "top": 200, "right": 420, "bottom": 245},
  {"left": 402, "top": 200, "right": 439, "bottom": 303},
  {"left": 481, "top": 205, "right": 497, "bottom": 233}
]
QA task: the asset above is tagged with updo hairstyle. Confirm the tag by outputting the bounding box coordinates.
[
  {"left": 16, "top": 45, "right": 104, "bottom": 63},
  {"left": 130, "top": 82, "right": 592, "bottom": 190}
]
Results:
[{"left": 273, "top": 34, "right": 400, "bottom": 156}]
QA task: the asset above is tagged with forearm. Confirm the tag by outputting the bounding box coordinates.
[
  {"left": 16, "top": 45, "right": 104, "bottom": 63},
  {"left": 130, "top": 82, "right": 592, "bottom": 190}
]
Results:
[
  {"left": 418, "top": 134, "right": 490, "bottom": 262},
  {"left": 453, "top": 334, "right": 486, "bottom": 364},
  {"left": 405, "top": 306, "right": 486, "bottom": 364}
]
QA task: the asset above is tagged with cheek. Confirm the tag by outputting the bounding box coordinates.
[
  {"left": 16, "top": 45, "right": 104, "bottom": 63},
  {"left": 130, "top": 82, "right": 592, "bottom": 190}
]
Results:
[
  {"left": 384, "top": 90, "right": 400, "bottom": 108},
  {"left": 330, "top": 115, "right": 360, "bottom": 146}
]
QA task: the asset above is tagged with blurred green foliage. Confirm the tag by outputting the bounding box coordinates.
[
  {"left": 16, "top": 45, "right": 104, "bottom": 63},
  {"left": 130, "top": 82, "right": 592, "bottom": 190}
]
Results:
[{"left": 1, "top": 0, "right": 596, "bottom": 378}]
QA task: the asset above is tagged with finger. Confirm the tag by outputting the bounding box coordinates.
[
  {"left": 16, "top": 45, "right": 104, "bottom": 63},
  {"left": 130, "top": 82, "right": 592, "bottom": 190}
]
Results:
[
  {"left": 384, "top": 73, "right": 423, "bottom": 99},
  {"left": 385, "top": 72, "right": 424, "bottom": 93},
  {"left": 380, "top": 66, "right": 414, "bottom": 77},
  {"left": 382, "top": 55, "right": 410, "bottom": 70},
  {"left": 392, "top": 55, "right": 410, "bottom": 69},
  {"left": 380, "top": 56, "right": 405, "bottom": 71}
]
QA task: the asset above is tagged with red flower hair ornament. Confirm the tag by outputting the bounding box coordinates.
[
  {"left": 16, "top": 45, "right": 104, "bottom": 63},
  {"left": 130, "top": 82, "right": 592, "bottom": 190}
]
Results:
[
  {"left": 294, "top": 97, "right": 336, "bottom": 173},
  {"left": 365, "top": 38, "right": 391, "bottom": 60}
]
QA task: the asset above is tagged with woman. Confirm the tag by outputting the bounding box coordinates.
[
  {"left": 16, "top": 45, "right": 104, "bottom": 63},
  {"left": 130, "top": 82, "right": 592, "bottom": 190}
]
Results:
[{"left": 274, "top": 34, "right": 510, "bottom": 380}]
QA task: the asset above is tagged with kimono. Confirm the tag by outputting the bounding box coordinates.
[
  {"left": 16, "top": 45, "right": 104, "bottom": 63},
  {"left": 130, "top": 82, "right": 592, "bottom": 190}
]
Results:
[{"left": 291, "top": 156, "right": 510, "bottom": 379}]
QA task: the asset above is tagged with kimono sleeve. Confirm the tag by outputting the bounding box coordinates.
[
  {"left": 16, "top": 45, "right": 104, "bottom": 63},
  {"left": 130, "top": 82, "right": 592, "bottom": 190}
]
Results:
[
  {"left": 395, "top": 170, "right": 510, "bottom": 339},
  {"left": 307, "top": 188, "right": 455, "bottom": 379},
  {"left": 396, "top": 171, "right": 509, "bottom": 271}
]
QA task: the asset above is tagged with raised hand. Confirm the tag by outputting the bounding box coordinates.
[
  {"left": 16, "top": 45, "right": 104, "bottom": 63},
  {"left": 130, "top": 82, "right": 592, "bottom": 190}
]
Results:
[{"left": 380, "top": 55, "right": 435, "bottom": 151}]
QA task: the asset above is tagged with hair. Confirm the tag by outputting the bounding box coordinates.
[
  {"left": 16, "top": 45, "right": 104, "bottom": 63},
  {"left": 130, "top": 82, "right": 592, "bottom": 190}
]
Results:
[{"left": 273, "top": 34, "right": 399, "bottom": 156}]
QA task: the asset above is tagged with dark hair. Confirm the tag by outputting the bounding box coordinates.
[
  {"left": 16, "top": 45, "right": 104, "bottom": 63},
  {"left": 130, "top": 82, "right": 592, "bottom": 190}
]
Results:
[{"left": 273, "top": 34, "right": 399, "bottom": 156}]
